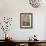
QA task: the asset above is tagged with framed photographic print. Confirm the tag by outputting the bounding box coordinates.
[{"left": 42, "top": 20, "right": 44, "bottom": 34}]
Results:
[{"left": 20, "top": 13, "right": 33, "bottom": 29}]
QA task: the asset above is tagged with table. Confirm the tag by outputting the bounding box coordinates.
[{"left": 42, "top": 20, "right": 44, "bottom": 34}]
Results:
[{"left": 5, "top": 39, "right": 46, "bottom": 46}]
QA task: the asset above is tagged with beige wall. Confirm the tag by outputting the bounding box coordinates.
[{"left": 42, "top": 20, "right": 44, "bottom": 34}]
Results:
[{"left": 0, "top": 0, "right": 46, "bottom": 40}]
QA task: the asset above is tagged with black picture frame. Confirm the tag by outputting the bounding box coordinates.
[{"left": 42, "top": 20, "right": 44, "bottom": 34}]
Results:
[{"left": 20, "top": 13, "right": 33, "bottom": 29}]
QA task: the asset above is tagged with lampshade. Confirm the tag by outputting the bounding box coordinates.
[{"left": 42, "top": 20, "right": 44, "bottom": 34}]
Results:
[{"left": 29, "top": 0, "right": 45, "bottom": 8}]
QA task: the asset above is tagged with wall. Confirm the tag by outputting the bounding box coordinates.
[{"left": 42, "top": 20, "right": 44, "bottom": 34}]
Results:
[{"left": 0, "top": 0, "right": 46, "bottom": 40}]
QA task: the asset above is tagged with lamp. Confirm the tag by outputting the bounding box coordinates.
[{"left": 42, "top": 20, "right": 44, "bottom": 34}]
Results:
[{"left": 29, "top": 0, "right": 45, "bottom": 8}]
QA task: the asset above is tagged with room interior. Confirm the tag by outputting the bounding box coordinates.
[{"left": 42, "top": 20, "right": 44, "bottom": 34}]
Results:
[{"left": 0, "top": 0, "right": 46, "bottom": 46}]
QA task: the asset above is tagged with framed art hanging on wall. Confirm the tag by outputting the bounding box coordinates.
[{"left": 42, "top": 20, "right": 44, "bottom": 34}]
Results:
[{"left": 20, "top": 13, "right": 33, "bottom": 29}]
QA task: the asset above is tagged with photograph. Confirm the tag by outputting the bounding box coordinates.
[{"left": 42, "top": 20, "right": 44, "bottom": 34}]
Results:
[{"left": 20, "top": 13, "right": 33, "bottom": 28}]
